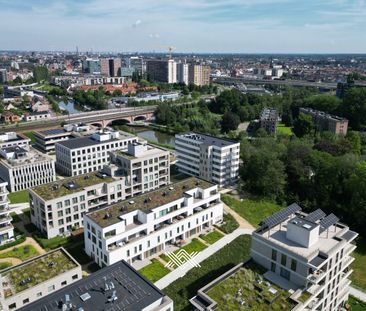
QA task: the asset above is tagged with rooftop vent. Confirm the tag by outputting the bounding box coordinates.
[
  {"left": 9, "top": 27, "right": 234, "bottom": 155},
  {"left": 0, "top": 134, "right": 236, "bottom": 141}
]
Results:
[
  {"left": 52, "top": 184, "right": 59, "bottom": 191},
  {"left": 19, "top": 277, "right": 32, "bottom": 286},
  {"left": 84, "top": 175, "right": 90, "bottom": 180},
  {"left": 169, "top": 187, "right": 174, "bottom": 191},
  {"left": 104, "top": 213, "right": 112, "bottom": 219},
  {"left": 129, "top": 200, "right": 135, "bottom": 204},
  {"left": 80, "top": 292, "right": 91, "bottom": 302},
  {"left": 64, "top": 181, "right": 80, "bottom": 190}
]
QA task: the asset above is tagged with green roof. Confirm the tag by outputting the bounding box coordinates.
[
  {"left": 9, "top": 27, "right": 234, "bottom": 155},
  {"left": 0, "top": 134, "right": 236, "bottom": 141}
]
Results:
[
  {"left": 2, "top": 248, "right": 79, "bottom": 298},
  {"left": 31, "top": 172, "right": 115, "bottom": 201},
  {"left": 88, "top": 177, "right": 215, "bottom": 228},
  {"left": 115, "top": 150, "right": 136, "bottom": 160}
]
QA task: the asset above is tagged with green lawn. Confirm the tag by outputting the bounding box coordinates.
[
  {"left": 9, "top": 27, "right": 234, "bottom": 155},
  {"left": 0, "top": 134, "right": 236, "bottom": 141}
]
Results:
[
  {"left": 277, "top": 123, "right": 292, "bottom": 135},
  {"left": 163, "top": 235, "right": 251, "bottom": 311},
  {"left": 0, "top": 262, "right": 12, "bottom": 270},
  {"left": 200, "top": 230, "right": 224, "bottom": 245},
  {"left": 8, "top": 190, "right": 29, "bottom": 204},
  {"left": 9, "top": 212, "right": 21, "bottom": 223},
  {"left": 34, "top": 234, "right": 71, "bottom": 251},
  {"left": 0, "top": 245, "right": 38, "bottom": 261},
  {"left": 348, "top": 296, "right": 366, "bottom": 311},
  {"left": 351, "top": 237, "right": 366, "bottom": 291},
  {"left": 22, "top": 131, "right": 36, "bottom": 143},
  {"left": 138, "top": 259, "right": 171, "bottom": 283},
  {"left": 216, "top": 213, "right": 239, "bottom": 234},
  {"left": 222, "top": 195, "right": 283, "bottom": 227}
]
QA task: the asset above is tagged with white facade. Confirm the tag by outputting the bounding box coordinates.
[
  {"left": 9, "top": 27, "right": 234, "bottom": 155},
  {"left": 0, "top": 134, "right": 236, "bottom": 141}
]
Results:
[
  {"left": 177, "top": 62, "right": 189, "bottom": 85},
  {"left": 83, "top": 178, "right": 223, "bottom": 267},
  {"left": 0, "top": 181, "right": 13, "bottom": 245},
  {"left": 0, "top": 132, "right": 30, "bottom": 150},
  {"left": 175, "top": 133, "right": 240, "bottom": 187}
]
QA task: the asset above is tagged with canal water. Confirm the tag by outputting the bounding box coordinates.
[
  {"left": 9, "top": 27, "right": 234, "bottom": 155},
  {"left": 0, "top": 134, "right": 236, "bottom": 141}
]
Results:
[
  {"left": 58, "top": 100, "right": 81, "bottom": 114},
  {"left": 137, "top": 130, "right": 175, "bottom": 146}
]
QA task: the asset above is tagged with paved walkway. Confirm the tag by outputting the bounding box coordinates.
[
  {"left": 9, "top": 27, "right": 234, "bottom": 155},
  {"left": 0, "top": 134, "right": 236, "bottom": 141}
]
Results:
[
  {"left": 9, "top": 203, "right": 29, "bottom": 215},
  {"left": 155, "top": 227, "right": 253, "bottom": 289},
  {"left": 0, "top": 257, "right": 22, "bottom": 265},
  {"left": 222, "top": 202, "right": 254, "bottom": 230},
  {"left": 350, "top": 286, "right": 366, "bottom": 302}
]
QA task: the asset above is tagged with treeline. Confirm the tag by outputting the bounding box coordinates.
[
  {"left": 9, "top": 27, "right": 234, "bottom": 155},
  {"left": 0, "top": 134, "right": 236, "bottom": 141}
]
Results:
[{"left": 72, "top": 89, "right": 107, "bottom": 110}]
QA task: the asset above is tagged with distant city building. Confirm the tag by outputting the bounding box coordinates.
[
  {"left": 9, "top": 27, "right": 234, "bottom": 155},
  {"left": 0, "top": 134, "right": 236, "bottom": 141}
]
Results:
[
  {"left": 177, "top": 62, "right": 189, "bottom": 85},
  {"left": 0, "top": 132, "right": 30, "bottom": 150},
  {"left": 175, "top": 132, "right": 240, "bottom": 187},
  {"left": 0, "top": 69, "right": 7, "bottom": 83},
  {"left": 23, "top": 111, "right": 51, "bottom": 122},
  {"left": 84, "top": 177, "right": 222, "bottom": 267},
  {"left": 18, "top": 260, "right": 173, "bottom": 311},
  {"left": 260, "top": 108, "right": 278, "bottom": 135},
  {"left": 0, "top": 146, "right": 56, "bottom": 192},
  {"left": 251, "top": 204, "right": 358, "bottom": 311},
  {"left": 0, "top": 248, "right": 82, "bottom": 311},
  {"left": 55, "top": 131, "right": 138, "bottom": 176},
  {"left": 3, "top": 86, "right": 34, "bottom": 98},
  {"left": 100, "top": 58, "right": 122, "bottom": 77},
  {"left": 82, "top": 58, "right": 100, "bottom": 74},
  {"left": 0, "top": 180, "right": 13, "bottom": 245},
  {"left": 188, "top": 64, "right": 211, "bottom": 86},
  {"left": 125, "top": 56, "right": 145, "bottom": 75},
  {"left": 146, "top": 59, "right": 177, "bottom": 83},
  {"left": 0, "top": 112, "right": 21, "bottom": 124},
  {"left": 299, "top": 107, "right": 348, "bottom": 135}
]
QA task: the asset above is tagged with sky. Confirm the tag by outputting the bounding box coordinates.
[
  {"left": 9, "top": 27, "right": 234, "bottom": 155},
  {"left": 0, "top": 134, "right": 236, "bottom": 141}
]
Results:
[{"left": 0, "top": 0, "right": 365, "bottom": 53}]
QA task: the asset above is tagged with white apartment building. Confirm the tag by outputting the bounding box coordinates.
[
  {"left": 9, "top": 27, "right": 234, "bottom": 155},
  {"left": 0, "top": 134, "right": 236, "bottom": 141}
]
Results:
[
  {"left": 175, "top": 132, "right": 240, "bottom": 187},
  {"left": 55, "top": 130, "right": 138, "bottom": 176},
  {"left": 0, "top": 248, "right": 82, "bottom": 311},
  {"left": 83, "top": 177, "right": 223, "bottom": 267},
  {"left": 251, "top": 204, "right": 358, "bottom": 311},
  {"left": 177, "top": 62, "right": 189, "bottom": 85},
  {"left": 0, "top": 180, "right": 13, "bottom": 245},
  {"left": 0, "top": 132, "right": 30, "bottom": 150},
  {"left": 30, "top": 143, "right": 170, "bottom": 239},
  {"left": 146, "top": 59, "right": 177, "bottom": 84},
  {"left": 0, "top": 147, "right": 56, "bottom": 192}
]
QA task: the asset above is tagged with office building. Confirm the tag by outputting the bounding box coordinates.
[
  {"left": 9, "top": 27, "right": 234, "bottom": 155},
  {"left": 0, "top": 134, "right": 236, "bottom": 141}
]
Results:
[
  {"left": 0, "top": 248, "right": 82, "bottom": 311},
  {"left": 82, "top": 59, "right": 100, "bottom": 74},
  {"left": 175, "top": 132, "right": 240, "bottom": 187},
  {"left": 0, "top": 132, "right": 30, "bottom": 150},
  {"left": 260, "top": 108, "right": 278, "bottom": 135},
  {"left": 126, "top": 56, "right": 145, "bottom": 75},
  {"left": 146, "top": 59, "right": 177, "bottom": 83},
  {"left": 251, "top": 204, "right": 358, "bottom": 311},
  {"left": 55, "top": 131, "right": 138, "bottom": 176},
  {"left": 30, "top": 143, "right": 170, "bottom": 238},
  {"left": 84, "top": 177, "right": 223, "bottom": 267},
  {"left": 100, "top": 58, "right": 122, "bottom": 77},
  {"left": 188, "top": 64, "right": 211, "bottom": 86},
  {"left": 0, "top": 147, "right": 56, "bottom": 192},
  {"left": 0, "top": 69, "right": 7, "bottom": 83},
  {"left": 299, "top": 107, "right": 348, "bottom": 135},
  {"left": 0, "top": 180, "right": 13, "bottom": 245},
  {"left": 177, "top": 62, "right": 189, "bottom": 85},
  {"left": 18, "top": 260, "right": 173, "bottom": 311}
]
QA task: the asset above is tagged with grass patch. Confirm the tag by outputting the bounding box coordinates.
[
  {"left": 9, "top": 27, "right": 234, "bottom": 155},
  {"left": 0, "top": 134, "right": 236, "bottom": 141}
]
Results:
[
  {"left": 9, "top": 212, "right": 21, "bottom": 223},
  {"left": 163, "top": 235, "right": 251, "bottom": 311},
  {"left": 351, "top": 236, "right": 366, "bottom": 291},
  {"left": 0, "top": 236, "right": 26, "bottom": 251},
  {"left": 33, "top": 234, "right": 72, "bottom": 251},
  {"left": 222, "top": 195, "right": 283, "bottom": 227},
  {"left": 8, "top": 190, "right": 29, "bottom": 204},
  {"left": 200, "top": 230, "right": 224, "bottom": 245},
  {"left": 138, "top": 259, "right": 171, "bottom": 283},
  {"left": 22, "top": 131, "right": 36, "bottom": 143},
  {"left": 0, "top": 245, "right": 38, "bottom": 261},
  {"left": 348, "top": 296, "right": 366, "bottom": 311},
  {"left": 64, "top": 244, "right": 91, "bottom": 265},
  {"left": 22, "top": 208, "right": 31, "bottom": 220},
  {"left": 277, "top": 123, "right": 292, "bottom": 135},
  {"left": 216, "top": 213, "right": 239, "bottom": 234},
  {"left": 0, "top": 262, "right": 12, "bottom": 270}
]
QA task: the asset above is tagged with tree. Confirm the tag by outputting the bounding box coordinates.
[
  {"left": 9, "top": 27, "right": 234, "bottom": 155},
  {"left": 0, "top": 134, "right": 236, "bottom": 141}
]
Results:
[
  {"left": 221, "top": 111, "right": 240, "bottom": 133},
  {"left": 33, "top": 66, "right": 49, "bottom": 82},
  {"left": 304, "top": 94, "right": 341, "bottom": 114},
  {"left": 293, "top": 113, "right": 314, "bottom": 138},
  {"left": 341, "top": 88, "right": 366, "bottom": 130}
]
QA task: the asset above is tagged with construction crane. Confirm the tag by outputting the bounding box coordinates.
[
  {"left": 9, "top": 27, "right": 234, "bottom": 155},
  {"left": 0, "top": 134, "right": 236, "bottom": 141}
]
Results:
[{"left": 158, "top": 45, "right": 176, "bottom": 58}]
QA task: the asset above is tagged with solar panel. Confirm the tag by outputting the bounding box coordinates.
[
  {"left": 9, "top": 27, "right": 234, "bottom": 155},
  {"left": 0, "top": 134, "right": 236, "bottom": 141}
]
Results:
[
  {"left": 305, "top": 209, "right": 326, "bottom": 222},
  {"left": 261, "top": 203, "right": 301, "bottom": 229},
  {"left": 319, "top": 213, "right": 339, "bottom": 233}
]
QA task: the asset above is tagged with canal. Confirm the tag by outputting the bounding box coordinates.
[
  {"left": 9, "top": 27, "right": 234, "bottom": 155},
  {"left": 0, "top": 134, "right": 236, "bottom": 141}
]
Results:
[{"left": 137, "top": 129, "right": 175, "bottom": 147}]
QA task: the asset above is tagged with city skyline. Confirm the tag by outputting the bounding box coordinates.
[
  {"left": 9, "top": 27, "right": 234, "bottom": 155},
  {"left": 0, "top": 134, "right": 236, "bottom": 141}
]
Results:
[{"left": 0, "top": 0, "right": 365, "bottom": 53}]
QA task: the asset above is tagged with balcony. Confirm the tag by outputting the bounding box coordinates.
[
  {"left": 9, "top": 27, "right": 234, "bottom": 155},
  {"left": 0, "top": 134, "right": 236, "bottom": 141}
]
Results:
[
  {"left": 0, "top": 216, "right": 12, "bottom": 225},
  {"left": 343, "top": 256, "right": 355, "bottom": 269},
  {"left": 307, "top": 267, "right": 326, "bottom": 284}
]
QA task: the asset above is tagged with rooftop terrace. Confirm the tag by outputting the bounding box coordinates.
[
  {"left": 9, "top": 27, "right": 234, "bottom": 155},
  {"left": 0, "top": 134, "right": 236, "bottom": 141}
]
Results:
[
  {"left": 1, "top": 248, "right": 79, "bottom": 298},
  {"left": 31, "top": 171, "right": 115, "bottom": 201},
  {"left": 87, "top": 177, "right": 215, "bottom": 228},
  {"left": 176, "top": 132, "right": 238, "bottom": 147}
]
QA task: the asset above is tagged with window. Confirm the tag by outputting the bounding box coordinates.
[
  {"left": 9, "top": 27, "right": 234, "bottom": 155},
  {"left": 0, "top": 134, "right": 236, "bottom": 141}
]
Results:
[
  {"left": 61, "top": 280, "right": 67, "bottom": 286},
  {"left": 280, "top": 267, "right": 291, "bottom": 281},
  {"left": 281, "top": 254, "right": 287, "bottom": 266},
  {"left": 65, "top": 199, "right": 70, "bottom": 207},
  {"left": 9, "top": 303, "right": 16, "bottom": 309},
  {"left": 72, "top": 274, "right": 78, "bottom": 280},
  {"left": 291, "top": 259, "right": 297, "bottom": 272},
  {"left": 36, "top": 292, "right": 42, "bottom": 297},
  {"left": 271, "top": 262, "right": 276, "bottom": 272},
  {"left": 48, "top": 285, "right": 55, "bottom": 292},
  {"left": 272, "top": 249, "right": 277, "bottom": 261},
  {"left": 23, "top": 298, "right": 29, "bottom": 304},
  {"left": 72, "top": 197, "right": 78, "bottom": 204}
]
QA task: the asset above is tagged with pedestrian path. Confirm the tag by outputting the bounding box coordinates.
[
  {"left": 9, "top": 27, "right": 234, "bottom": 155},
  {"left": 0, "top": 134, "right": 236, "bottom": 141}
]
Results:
[{"left": 350, "top": 286, "right": 366, "bottom": 303}]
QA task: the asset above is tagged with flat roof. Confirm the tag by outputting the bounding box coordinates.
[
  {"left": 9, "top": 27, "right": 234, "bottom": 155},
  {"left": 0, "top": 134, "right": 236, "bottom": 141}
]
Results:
[
  {"left": 176, "top": 132, "right": 238, "bottom": 147},
  {"left": 18, "top": 260, "right": 166, "bottom": 311},
  {"left": 38, "top": 128, "right": 68, "bottom": 136},
  {"left": 87, "top": 177, "right": 215, "bottom": 228},
  {"left": 31, "top": 171, "right": 115, "bottom": 201},
  {"left": 1, "top": 248, "right": 79, "bottom": 299}
]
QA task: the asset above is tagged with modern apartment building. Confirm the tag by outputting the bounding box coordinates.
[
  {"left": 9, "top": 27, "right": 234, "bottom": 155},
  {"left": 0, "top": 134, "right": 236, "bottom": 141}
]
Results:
[
  {"left": 299, "top": 107, "right": 349, "bottom": 135},
  {"left": 100, "top": 58, "right": 122, "bottom": 77},
  {"left": 109, "top": 142, "right": 170, "bottom": 197},
  {"left": 177, "top": 62, "right": 189, "bottom": 85},
  {"left": 0, "top": 132, "right": 30, "bottom": 150},
  {"left": 0, "top": 147, "right": 56, "bottom": 192},
  {"left": 84, "top": 177, "right": 223, "bottom": 267},
  {"left": 188, "top": 64, "right": 211, "bottom": 86},
  {"left": 30, "top": 143, "right": 170, "bottom": 238},
  {"left": 0, "top": 180, "right": 13, "bottom": 245},
  {"left": 82, "top": 58, "right": 100, "bottom": 74},
  {"left": 0, "top": 69, "right": 7, "bottom": 83},
  {"left": 146, "top": 59, "right": 177, "bottom": 83},
  {"left": 55, "top": 130, "right": 138, "bottom": 176},
  {"left": 260, "top": 108, "right": 278, "bottom": 135},
  {"left": 251, "top": 204, "right": 358, "bottom": 311},
  {"left": 18, "top": 260, "right": 173, "bottom": 311},
  {"left": 0, "top": 248, "right": 82, "bottom": 311},
  {"left": 125, "top": 56, "right": 145, "bottom": 75},
  {"left": 175, "top": 132, "right": 240, "bottom": 187}
]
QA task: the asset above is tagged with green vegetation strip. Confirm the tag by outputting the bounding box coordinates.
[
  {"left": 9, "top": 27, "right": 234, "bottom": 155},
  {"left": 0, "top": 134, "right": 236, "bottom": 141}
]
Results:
[
  {"left": 348, "top": 296, "right": 366, "bottom": 311},
  {"left": 351, "top": 237, "right": 366, "bottom": 291},
  {"left": 22, "top": 131, "right": 36, "bottom": 143},
  {"left": 0, "top": 262, "right": 12, "bottom": 270},
  {"left": 200, "top": 230, "right": 224, "bottom": 245},
  {"left": 277, "top": 123, "right": 292, "bottom": 135},
  {"left": 222, "top": 195, "right": 283, "bottom": 227},
  {"left": 138, "top": 259, "right": 171, "bottom": 283},
  {"left": 0, "top": 245, "right": 38, "bottom": 261},
  {"left": 8, "top": 190, "right": 29, "bottom": 204},
  {"left": 163, "top": 235, "right": 251, "bottom": 311},
  {"left": 217, "top": 213, "right": 239, "bottom": 234}
]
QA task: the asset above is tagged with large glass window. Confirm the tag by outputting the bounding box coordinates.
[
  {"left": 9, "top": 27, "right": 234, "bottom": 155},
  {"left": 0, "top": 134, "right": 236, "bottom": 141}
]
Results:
[
  {"left": 291, "top": 259, "right": 297, "bottom": 272},
  {"left": 280, "top": 267, "right": 291, "bottom": 281},
  {"left": 272, "top": 249, "right": 277, "bottom": 261},
  {"left": 281, "top": 254, "right": 287, "bottom": 266}
]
